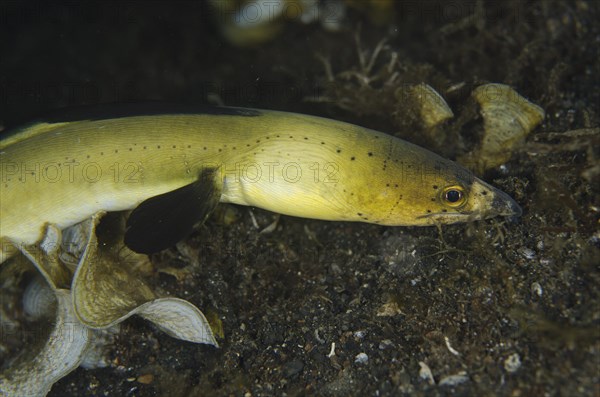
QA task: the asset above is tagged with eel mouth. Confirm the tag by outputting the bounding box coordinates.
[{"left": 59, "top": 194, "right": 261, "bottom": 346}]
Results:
[
  {"left": 470, "top": 178, "right": 523, "bottom": 220},
  {"left": 490, "top": 188, "right": 522, "bottom": 217}
]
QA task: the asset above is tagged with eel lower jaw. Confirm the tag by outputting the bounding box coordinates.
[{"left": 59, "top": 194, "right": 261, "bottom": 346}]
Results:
[{"left": 416, "top": 212, "right": 475, "bottom": 224}]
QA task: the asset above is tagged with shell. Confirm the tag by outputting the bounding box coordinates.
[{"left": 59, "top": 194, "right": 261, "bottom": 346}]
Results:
[
  {"left": 409, "top": 83, "right": 454, "bottom": 129},
  {"left": 461, "top": 83, "right": 544, "bottom": 172},
  {"left": 1, "top": 212, "right": 217, "bottom": 397},
  {"left": 22, "top": 276, "right": 56, "bottom": 320},
  {"left": 70, "top": 214, "right": 217, "bottom": 345},
  {"left": 0, "top": 289, "right": 92, "bottom": 397}
]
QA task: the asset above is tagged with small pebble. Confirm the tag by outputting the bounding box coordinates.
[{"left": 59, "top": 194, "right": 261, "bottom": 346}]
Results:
[
  {"left": 378, "top": 339, "right": 394, "bottom": 350},
  {"left": 376, "top": 302, "right": 403, "bottom": 317},
  {"left": 439, "top": 372, "right": 469, "bottom": 386},
  {"left": 531, "top": 282, "right": 543, "bottom": 297},
  {"left": 137, "top": 374, "right": 154, "bottom": 384},
  {"left": 354, "top": 352, "right": 368, "bottom": 364},
  {"left": 504, "top": 353, "right": 522, "bottom": 373},
  {"left": 418, "top": 361, "right": 435, "bottom": 385},
  {"left": 518, "top": 247, "right": 536, "bottom": 260}
]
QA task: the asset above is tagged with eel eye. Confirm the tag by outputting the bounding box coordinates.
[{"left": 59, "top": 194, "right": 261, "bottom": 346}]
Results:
[
  {"left": 446, "top": 190, "right": 462, "bottom": 203},
  {"left": 442, "top": 186, "right": 466, "bottom": 207}
]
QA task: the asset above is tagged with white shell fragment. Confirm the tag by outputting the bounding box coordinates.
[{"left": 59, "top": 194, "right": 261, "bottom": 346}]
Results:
[
  {"left": 0, "top": 289, "right": 92, "bottom": 397},
  {"left": 444, "top": 336, "right": 461, "bottom": 356},
  {"left": 438, "top": 372, "right": 469, "bottom": 387},
  {"left": 418, "top": 361, "right": 435, "bottom": 385},
  {"left": 461, "top": 83, "right": 545, "bottom": 172},
  {"left": 138, "top": 298, "right": 218, "bottom": 346}
]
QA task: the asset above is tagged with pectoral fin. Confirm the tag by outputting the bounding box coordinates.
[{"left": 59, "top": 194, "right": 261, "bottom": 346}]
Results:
[{"left": 124, "top": 168, "right": 222, "bottom": 254}]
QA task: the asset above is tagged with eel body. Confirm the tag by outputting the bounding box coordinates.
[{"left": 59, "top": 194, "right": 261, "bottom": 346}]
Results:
[{"left": 0, "top": 105, "right": 521, "bottom": 262}]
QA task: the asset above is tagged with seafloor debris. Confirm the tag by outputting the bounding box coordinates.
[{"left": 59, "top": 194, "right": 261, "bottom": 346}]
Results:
[
  {"left": 0, "top": 288, "right": 92, "bottom": 397},
  {"left": 209, "top": 0, "right": 396, "bottom": 46},
  {"left": 394, "top": 82, "right": 454, "bottom": 145},
  {"left": 405, "top": 83, "right": 454, "bottom": 130},
  {"left": 438, "top": 372, "right": 469, "bottom": 387},
  {"left": 418, "top": 361, "right": 435, "bottom": 385},
  {"left": 459, "top": 83, "right": 545, "bottom": 173},
  {"left": 209, "top": 0, "right": 345, "bottom": 46},
  {"left": 0, "top": 213, "right": 217, "bottom": 397}
]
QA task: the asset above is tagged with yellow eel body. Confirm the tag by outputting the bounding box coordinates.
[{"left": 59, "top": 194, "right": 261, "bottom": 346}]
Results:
[{"left": 0, "top": 105, "right": 521, "bottom": 263}]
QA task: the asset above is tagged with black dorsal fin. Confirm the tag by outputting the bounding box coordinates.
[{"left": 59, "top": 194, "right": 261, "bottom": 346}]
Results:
[{"left": 124, "top": 168, "right": 222, "bottom": 254}]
